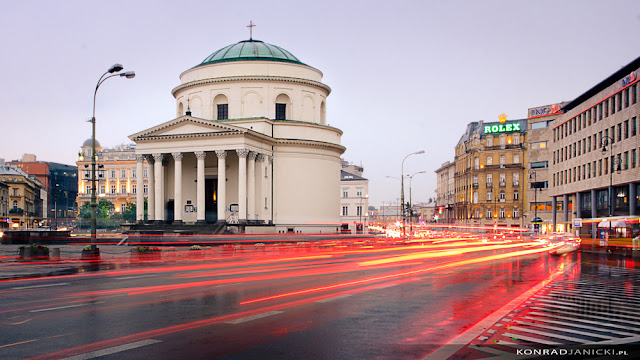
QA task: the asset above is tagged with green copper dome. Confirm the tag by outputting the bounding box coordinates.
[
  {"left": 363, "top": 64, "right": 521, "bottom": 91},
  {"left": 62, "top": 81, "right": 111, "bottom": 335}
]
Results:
[{"left": 198, "top": 39, "right": 304, "bottom": 67}]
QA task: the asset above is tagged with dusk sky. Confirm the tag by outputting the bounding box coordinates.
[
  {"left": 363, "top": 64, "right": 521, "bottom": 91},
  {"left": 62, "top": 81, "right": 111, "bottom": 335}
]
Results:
[{"left": 1, "top": 0, "right": 639, "bottom": 207}]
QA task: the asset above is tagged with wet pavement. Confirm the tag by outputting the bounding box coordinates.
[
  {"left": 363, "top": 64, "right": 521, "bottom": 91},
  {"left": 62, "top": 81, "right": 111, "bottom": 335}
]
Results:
[{"left": 1, "top": 241, "right": 639, "bottom": 359}]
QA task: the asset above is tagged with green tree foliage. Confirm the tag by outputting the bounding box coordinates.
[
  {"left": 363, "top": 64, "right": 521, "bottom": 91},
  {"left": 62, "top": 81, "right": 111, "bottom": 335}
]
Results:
[
  {"left": 77, "top": 199, "right": 114, "bottom": 219},
  {"left": 121, "top": 202, "right": 136, "bottom": 222}
]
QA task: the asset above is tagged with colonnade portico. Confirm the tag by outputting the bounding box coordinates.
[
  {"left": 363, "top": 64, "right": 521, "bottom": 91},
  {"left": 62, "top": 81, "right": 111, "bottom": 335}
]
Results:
[{"left": 135, "top": 148, "right": 272, "bottom": 225}]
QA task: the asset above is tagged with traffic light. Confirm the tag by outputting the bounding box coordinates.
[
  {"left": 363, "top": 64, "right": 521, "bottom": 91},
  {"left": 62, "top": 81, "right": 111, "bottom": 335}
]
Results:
[{"left": 438, "top": 206, "right": 443, "bottom": 214}]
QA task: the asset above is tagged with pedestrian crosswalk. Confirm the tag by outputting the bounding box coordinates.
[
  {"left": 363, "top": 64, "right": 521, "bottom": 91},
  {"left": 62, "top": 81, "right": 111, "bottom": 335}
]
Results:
[{"left": 451, "top": 264, "right": 640, "bottom": 359}]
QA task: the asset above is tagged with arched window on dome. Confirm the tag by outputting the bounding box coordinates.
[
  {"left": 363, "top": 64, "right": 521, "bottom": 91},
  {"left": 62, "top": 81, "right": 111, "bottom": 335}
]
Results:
[
  {"left": 275, "top": 94, "right": 291, "bottom": 120},
  {"left": 177, "top": 102, "right": 184, "bottom": 117},
  {"left": 214, "top": 94, "right": 229, "bottom": 120},
  {"left": 320, "top": 101, "right": 326, "bottom": 125}
]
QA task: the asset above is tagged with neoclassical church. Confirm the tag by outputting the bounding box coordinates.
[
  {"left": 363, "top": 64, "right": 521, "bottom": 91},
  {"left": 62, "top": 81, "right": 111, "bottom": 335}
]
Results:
[{"left": 129, "top": 37, "right": 345, "bottom": 233}]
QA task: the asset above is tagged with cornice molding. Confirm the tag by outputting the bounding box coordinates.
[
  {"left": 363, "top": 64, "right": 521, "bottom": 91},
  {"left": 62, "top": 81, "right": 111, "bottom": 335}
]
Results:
[{"left": 172, "top": 75, "right": 331, "bottom": 97}]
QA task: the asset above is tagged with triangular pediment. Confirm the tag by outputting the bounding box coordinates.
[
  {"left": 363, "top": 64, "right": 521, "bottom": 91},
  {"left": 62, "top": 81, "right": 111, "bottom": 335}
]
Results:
[{"left": 129, "top": 116, "right": 246, "bottom": 141}]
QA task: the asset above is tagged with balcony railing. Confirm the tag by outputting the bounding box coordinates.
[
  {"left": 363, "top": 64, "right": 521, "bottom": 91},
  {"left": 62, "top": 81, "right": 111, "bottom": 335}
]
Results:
[
  {"left": 473, "top": 183, "right": 479, "bottom": 188},
  {"left": 513, "top": 181, "right": 519, "bottom": 186},
  {"left": 486, "top": 183, "right": 493, "bottom": 188},
  {"left": 499, "top": 181, "right": 506, "bottom": 187}
]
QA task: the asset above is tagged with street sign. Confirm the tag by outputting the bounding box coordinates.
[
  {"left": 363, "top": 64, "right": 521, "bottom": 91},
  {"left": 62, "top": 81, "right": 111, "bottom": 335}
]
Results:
[{"left": 573, "top": 218, "right": 582, "bottom": 228}]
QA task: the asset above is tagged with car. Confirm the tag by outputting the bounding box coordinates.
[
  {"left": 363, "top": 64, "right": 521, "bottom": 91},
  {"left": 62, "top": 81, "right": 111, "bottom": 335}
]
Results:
[{"left": 548, "top": 234, "right": 581, "bottom": 255}]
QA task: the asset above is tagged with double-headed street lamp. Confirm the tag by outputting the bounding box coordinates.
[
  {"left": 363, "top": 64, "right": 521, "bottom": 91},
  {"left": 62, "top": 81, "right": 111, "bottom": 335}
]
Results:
[
  {"left": 90, "top": 64, "right": 135, "bottom": 253},
  {"left": 400, "top": 151, "right": 425, "bottom": 237},
  {"left": 601, "top": 136, "right": 621, "bottom": 239}
]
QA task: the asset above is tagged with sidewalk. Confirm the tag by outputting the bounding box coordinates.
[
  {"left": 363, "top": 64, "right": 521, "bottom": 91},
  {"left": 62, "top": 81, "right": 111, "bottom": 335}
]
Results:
[{"left": 0, "top": 244, "right": 133, "bottom": 281}]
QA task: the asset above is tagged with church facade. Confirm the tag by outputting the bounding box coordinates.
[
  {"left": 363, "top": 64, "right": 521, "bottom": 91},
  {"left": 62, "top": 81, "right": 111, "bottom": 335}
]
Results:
[{"left": 129, "top": 39, "right": 345, "bottom": 233}]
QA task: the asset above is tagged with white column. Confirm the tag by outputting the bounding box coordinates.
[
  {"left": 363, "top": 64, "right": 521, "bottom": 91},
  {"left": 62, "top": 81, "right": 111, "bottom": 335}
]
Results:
[
  {"left": 195, "top": 151, "right": 206, "bottom": 223},
  {"left": 146, "top": 155, "right": 155, "bottom": 222},
  {"left": 255, "top": 154, "right": 266, "bottom": 221},
  {"left": 172, "top": 152, "right": 183, "bottom": 224},
  {"left": 153, "top": 153, "right": 164, "bottom": 223},
  {"left": 265, "top": 155, "right": 273, "bottom": 223},
  {"left": 236, "top": 149, "right": 249, "bottom": 222},
  {"left": 247, "top": 152, "right": 257, "bottom": 220},
  {"left": 136, "top": 155, "right": 144, "bottom": 223},
  {"left": 215, "top": 150, "right": 227, "bottom": 222}
]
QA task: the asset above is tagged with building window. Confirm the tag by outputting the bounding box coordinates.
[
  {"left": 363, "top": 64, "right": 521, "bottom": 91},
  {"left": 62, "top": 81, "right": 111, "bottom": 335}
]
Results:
[
  {"left": 633, "top": 149, "right": 637, "bottom": 169},
  {"left": 121, "top": 186, "right": 126, "bottom": 194},
  {"left": 356, "top": 189, "right": 363, "bottom": 197},
  {"left": 513, "top": 172, "right": 519, "bottom": 185},
  {"left": 531, "top": 141, "right": 547, "bottom": 149},
  {"left": 86, "top": 186, "right": 91, "bottom": 194},
  {"left": 342, "top": 189, "right": 349, "bottom": 198},
  {"left": 531, "top": 161, "right": 548, "bottom": 169},
  {"left": 499, "top": 173, "right": 506, "bottom": 186},
  {"left": 499, "top": 190, "right": 506, "bottom": 202},
  {"left": 513, "top": 133, "right": 520, "bottom": 145},
  {"left": 474, "top": 209, "right": 480, "bottom": 219},
  {"left": 121, "top": 169, "right": 126, "bottom": 178},
  {"left": 486, "top": 174, "right": 492, "bottom": 187},
  {"left": 111, "top": 170, "right": 116, "bottom": 178},
  {"left": 513, "top": 190, "right": 519, "bottom": 200},
  {"left": 500, "top": 136, "right": 506, "bottom": 148},
  {"left": 342, "top": 206, "right": 349, "bottom": 216},
  {"left": 486, "top": 136, "right": 493, "bottom": 146},
  {"left": 531, "top": 122, "right": 547, "bottom": 130},
  {"left": 500, "top": 155, "right": 506, "bottom": 165},
  {"left": 144, "top": 169, "right": 148, "bottom": 178},
  {"left": 473, "top": 175, "right": 478, "bottom": 186},
  {"left": 132, "top": 169, "right": 136, "bottom": 178},
  {"left": 143, "top": 185, "right": 148, "bottom": 194},
  {"left": 513, "top": 208, "right": 519, "bottom": 219},
  {"left": 111, "top": 185, "right": 116, "bottom": 194},
  {"left": 499, "top": 208, "right": 505, "bottom": 219},
  {"left": 487, "top": 156, "right": 493, "bottom": 166},
  {"left": 100, "top": 185, "right": 105, "bottom": 194},
  {"left": 357, "top": 206, "right": 362, "bottom": 217},
  {"left": 486, "top": 208, "right": 492, "bottom": 219},
  {"left": 513, "top": 154, "right": 520, "bottom": 164},
  {"left": 473, "top": 192, "right": 478, "bottom": 204},
  {"left": 12, "top": 200, "right": 17, "bottom": 209},
  {"left": 632, "top": 117, "right": 637, "bottom": 136},
  {"left": 217, "top": 104, "right": 229, "bottom": 120},
  {"left": 275, "top": 103, "right": 287, "bottom": 120},
  {"left": 486, "top": 191, "right": 492, "bottom": 201},
  {"left": 474, "top": 157, "right": 480, "bottom": 170},
  {"left": 132, "top": 184, "right": 137, "bottom": 194}
]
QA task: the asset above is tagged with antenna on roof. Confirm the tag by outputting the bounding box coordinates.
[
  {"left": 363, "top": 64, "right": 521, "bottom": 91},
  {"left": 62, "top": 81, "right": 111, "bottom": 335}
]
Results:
[{"left": 247, "top": 21, "right": 256, "bottom": 40}]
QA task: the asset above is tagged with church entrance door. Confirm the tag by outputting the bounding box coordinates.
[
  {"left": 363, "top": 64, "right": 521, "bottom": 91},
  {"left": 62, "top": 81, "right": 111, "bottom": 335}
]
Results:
[{"left": 205, "top": 178, "right": 218, "bottom": 223}]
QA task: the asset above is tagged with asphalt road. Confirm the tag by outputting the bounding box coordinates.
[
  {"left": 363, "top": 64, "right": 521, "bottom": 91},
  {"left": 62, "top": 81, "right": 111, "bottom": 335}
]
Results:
[{"left": 0, "top": 237, "right": 582, "bottom": 359}]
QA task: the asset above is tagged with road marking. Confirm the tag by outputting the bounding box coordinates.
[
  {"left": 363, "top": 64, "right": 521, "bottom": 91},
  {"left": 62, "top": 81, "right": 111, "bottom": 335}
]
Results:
[
  {"left": 0, "top": 339, "right": 37, "bottom": 349},
  {"left": 521, "top": 316, "right": 638, "bottom": 336},
  {"left": 501, "top": 332, "right": 561, "bottom": 345},
  {"left": 114, "top": 275, "right": 158, "bottom": 280},
  {"left": 58, "top": 339, "right": 161, "bottom": 360},
  {"left": 469, "top": 344, "right": 508, "bottom": 356},
  {"left": 225, "top": 311, "right": 284, "bottom": 324},
  {"left": 512, "top": 320, "right": 614, "bottom": 339},
  {"left": 12, "top": 282, "right": 70, "bottom": 290},
  {"left": 508, "top": 325, "right": 591, "bottom": 343},
  {"left": 548, "top": 289, "right": 640, "bottom": 304},
  {"left": 529, "top": 307, "right": 640, "bottom": 326},
  {"left": 529, "top": 301, "right": 640, "bottom": 319},
  {"left": 531, "top": 295, "right": 634, "bottom": 313},
  {"left": 422, "top": 261, "right": 574, "bottom": 360},
  {"left": 30, "top": 304, "right": 87, "bottom": 313},
  {"left": 315, "top": 294, "right": 353, "bottom": 303}
]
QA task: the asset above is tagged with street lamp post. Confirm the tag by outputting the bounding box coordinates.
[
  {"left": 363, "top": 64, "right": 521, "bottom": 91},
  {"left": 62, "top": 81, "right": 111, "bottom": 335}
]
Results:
[
  {"left": 90, "top": 64, "right": 135, "bottom": 253},
  {"left": 528, "top": 169, "right": 538, "bottom": 233},
  {"left": 601, "top": 136, "right": 621, "bottom": 239},
  {"left": 400, "top": 151, "right": 425, "bottom": 237},
  {"left": 358, "top": 194, "right": 368, "bottom": 233},
  {"left": 407, "top": 170, "right": 426, "bottom": 233}
]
